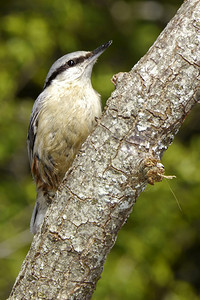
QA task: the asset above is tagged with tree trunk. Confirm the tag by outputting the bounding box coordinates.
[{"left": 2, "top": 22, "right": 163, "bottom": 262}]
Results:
[{"left": 9, "top": 0, "right": 200, "bottom": 299}]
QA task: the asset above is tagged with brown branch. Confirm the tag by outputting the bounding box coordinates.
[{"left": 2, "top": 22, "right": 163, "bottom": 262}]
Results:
[{"left": 9, "top": 0, "right": 200, "bottom": 299}]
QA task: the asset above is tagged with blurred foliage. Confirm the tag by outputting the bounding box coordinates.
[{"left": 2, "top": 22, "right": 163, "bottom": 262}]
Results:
[{"left": 0, "top": 0, "right": 199, "bottom": 299}]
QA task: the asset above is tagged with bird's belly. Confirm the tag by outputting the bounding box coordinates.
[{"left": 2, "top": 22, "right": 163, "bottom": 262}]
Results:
[
  {"left": 44, "top": 122, "right": 88, "bottom": 180},
  {"left": 34, "top": 103, "right": 99, "bottom": 190}
]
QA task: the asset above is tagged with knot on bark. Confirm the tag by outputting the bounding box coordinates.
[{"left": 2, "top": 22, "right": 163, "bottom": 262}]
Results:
[{"left": 140, "top": 157, "right": 175, "bottom": 185}]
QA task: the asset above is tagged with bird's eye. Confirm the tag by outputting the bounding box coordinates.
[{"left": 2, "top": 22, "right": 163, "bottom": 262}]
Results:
[{"left": 68, "top": 60, "right": 75, "bottom": 67}]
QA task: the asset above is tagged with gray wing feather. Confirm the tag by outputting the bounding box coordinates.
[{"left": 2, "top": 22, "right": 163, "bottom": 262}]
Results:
[{"left": 27, "top": 92, "right": 46, "bottom": 166}]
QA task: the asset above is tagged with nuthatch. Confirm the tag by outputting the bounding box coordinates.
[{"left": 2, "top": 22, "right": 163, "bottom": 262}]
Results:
[{"left": 28, "top": 41, "right": 112, "bottom": 234}]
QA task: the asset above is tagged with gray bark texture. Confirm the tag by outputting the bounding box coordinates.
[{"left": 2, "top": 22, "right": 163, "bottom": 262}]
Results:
[{"left": 9, "top": 0, "right": 200, "bottom": 299}]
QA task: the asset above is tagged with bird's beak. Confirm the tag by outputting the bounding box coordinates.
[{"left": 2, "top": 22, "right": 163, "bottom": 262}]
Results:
[
  {"left": 89, "top": 40, "right": 112, "bottom": 63},
  {"left": 84, "top": 40, "right": 112, "bottom": 76}
]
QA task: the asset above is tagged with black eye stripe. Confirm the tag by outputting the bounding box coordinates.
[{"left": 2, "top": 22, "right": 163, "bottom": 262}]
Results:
[
  {"left": 67, "top": 53, "right": 91, "bottom": 67},
  {"left": 43, "top": 52, "right": 92, "bottom": 89}
]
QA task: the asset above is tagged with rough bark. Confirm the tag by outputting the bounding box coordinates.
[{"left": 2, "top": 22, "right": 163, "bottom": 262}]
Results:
[{"left": 9, "top": 0, "right": 200, "bottom": 299}]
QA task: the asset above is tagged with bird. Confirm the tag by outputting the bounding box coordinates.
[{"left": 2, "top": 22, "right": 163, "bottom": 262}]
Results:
[{"left": 27, "top": 40, "right": 112, "bottom": 234}]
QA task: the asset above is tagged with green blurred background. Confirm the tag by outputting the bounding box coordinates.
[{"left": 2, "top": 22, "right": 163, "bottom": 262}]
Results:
[{"left": 0, "top": 0, "right": 200, "bottom": 299}]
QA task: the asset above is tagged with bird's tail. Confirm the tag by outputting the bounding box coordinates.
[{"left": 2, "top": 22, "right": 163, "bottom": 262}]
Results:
[{"left": 30, "top": 190, "right": 48, "bottom": 234}]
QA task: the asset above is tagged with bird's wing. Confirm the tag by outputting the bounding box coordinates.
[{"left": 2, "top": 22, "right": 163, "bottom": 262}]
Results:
[{"left": 27, "top": 93, "right": 45, "bottom": 167}]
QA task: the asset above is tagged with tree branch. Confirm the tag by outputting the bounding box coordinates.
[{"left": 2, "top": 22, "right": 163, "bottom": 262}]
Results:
[{"left": 9, "top": 0, "right": 200, "bottom": 299}]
